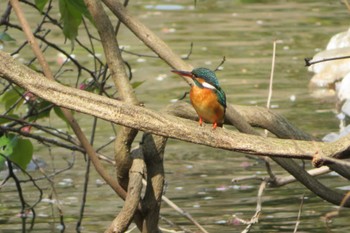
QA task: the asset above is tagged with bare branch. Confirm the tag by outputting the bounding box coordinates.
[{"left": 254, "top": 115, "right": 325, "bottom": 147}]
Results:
[
  {"left": 293, "top": 194, "right": 304, "bottom": 233},
  {"left": 233, "top": 180, "right": 267, "bottom": 233},
  {"left": 8, "top": 0, "right": 127, "bottom": 200},
  {"left": 2, "top": 50, "right": 350, "bottom": 207},
  {"left": 105, "top": 153, "right": 144, "bottom": 233},
  {"left": 2, "top": 51, "right": 350, "bottom": 161},
  {"left": 101, "top": 0, "right": 194, "bottom": 85}
]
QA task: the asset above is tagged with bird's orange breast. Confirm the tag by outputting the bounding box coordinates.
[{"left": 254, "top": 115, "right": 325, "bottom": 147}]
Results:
[{"left": 190, "top": 85, "right": 225, "bottom": 124}]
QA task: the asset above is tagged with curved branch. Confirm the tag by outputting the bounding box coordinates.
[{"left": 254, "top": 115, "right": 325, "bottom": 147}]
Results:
[
  {"left": 166, "top": 102, "right": 315, "bottom": 140},
  {"left": 141, "top": 133, "right": 166, "bottom": 230},
  {"left": 84, "top": 0, "right": 139, "bottom": 191},
  {"left": 273, "top": 158, "right": 349, "bottom": 206},
  {"left": 1, "top": 51, "right": 350, "bottom": 207},
  {"left": 101, "top": 0, "right": 194, "bottom": 85},
  {"left": 2, "top": 51, "right": 349, "bottom": 162},
  {"left": 84, "top": 1, "right": 144, "bottom": 230},
  {"left": 105, "top": 154, "right": 144, "bottom": 233},
  {"left": 95, "top": 0, "right": 350, "bottom": 209}
]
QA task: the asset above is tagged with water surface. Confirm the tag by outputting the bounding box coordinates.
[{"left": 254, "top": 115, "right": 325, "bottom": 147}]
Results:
[{"left": 1, "top": 0, "right": 350, "bottom": 232}]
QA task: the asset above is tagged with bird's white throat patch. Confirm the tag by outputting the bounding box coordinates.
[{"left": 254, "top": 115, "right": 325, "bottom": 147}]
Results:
[{"left": 202, "top": 81, "right": 216, "bottom": 90}]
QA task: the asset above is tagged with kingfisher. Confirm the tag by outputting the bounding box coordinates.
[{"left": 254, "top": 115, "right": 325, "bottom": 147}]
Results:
[{"left": 172, "top": 67, "right": 226, "bottom": 129}]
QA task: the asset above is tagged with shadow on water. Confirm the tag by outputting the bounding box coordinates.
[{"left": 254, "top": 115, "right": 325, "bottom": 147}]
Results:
[{"left": 1, "top": 0, "right": 350, "bottom": 232}]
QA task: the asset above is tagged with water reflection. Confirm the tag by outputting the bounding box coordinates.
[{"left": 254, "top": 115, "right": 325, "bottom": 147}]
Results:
[{"left": 1, "top": 0, "right": 350, "bottom": 233}]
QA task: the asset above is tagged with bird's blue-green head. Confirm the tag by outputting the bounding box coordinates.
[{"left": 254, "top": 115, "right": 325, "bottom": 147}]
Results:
[
  {"left": 171, "top": 67, "right": 226, "bottom": 108},
  {"left": 191, "top": 67, "right": 220, "bottom": 87},
  {"left": 171, "top": 67, "right": 220, "bottom": 88}
]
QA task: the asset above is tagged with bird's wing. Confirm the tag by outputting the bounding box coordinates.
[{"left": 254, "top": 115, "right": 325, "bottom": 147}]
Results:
[{"left": 215, "top": 87, "right": 227, "bottom": 109}]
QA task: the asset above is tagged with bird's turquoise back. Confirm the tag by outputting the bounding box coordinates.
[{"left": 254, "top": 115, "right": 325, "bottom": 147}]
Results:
[{"left": 215, "top": 87, "right": 226, "bottom": 109}]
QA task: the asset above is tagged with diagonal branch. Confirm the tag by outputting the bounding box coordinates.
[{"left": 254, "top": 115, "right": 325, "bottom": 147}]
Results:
[
  {"left": 84, "top": 0, "right": 139, "bottom": 192},
  {"left": 97, "top": 0, "right": 350, "bottom": 209},
  {"left": 101, "top": 0, "right": 193, "bottom": 84},
  {"left": 2, "top": 50, "right": 350, "bottom": 207},
  {"left": 2, "top": 50, "right": 350, "bottom": 162},
  {"left": 8, "top": 0, "right": 126, "bottom": 200}
]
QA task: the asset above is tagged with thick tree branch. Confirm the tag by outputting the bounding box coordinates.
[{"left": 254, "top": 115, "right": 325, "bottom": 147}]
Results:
[
  {"left": 166, "top": 102, "right": 315, "bottom": 140},
  {"left": 101, "top": 0, "right": 193, "bottom": 85},
  {"left": 141, "top": 133, "right": 166, "bottom": 231},
  {"left": 84, "top": 1, "right": 147, "bottom": 231},
  {"left": 2, "top": 50, "right": 350, "bottom": 207},
  {"left": 2, "top": 51, "right": 349, "bottom": 162},
  {"left": 105, "top": 153, "right": 144, "bottom": 233},
  {"left": 84, "top": 0, "right": 139, "bottom": 192},
  {"left": 97, "top": 1, "right": 350, "bottom": 208}
]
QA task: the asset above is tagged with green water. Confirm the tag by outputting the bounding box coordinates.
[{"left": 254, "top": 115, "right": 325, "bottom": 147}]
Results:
[{"left": 1, "top": 0, "right": 350, "bottom": 232}]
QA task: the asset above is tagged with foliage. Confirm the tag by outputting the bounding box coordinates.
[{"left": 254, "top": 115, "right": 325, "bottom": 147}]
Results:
[
  {"left": 0, "top": 134, "right": 33, "bottom": 170},
  {"left": 0, "top": 32, "right": 15, "bottom": 43},
  {"left": 36, "top": 0, "right": 93, "bottom": 40},
  {"left": 58, "top": 0, "right": 93, "bottom": 40}
]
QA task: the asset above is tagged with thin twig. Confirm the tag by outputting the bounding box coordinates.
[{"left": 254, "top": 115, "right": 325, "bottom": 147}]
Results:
[
  {"left": 182, "top": 42, "right": 194, "bottom": 60},
  {"left": 232, "top": 175, "right": 263, "bottom": 183},
  {"left": 0, "top": 2, "right": 12, "bottom": 25},
  {"left": 233, "top": 180, "right": 267, "bottom": 233},
  {"left": 263, "top": 40, "right": 280, "bottom": 179},
  {"left": 141, "top": 179, "right": 208, "bottom": 233},
  {"left": 293, "top": 194, "right": 304, "bottom": 233},
  {"left": 1, "top": 154, "right": 43, "bottom": 231},
  {"left": 9, "top": 0, "right": 127, "bottom": 200},
  {"left": 270, "top": 166, "right": 330, "bottom": 187},
  {"left": 304, "top": 55, "right": 350, "bottom": 66},
  {"left": 162, "top": 195, "right": 209, "bottom": 233},
  {"left": 214, "top": 56, "right": 226, "bottom": 71},
  {"left": 32, "top": 158, "right": 66, "bottom": 231},
  {"left": 77, "top": 87, "right": 102, "bottom": 229},
  {"left": 266, "top": 41, "right": 278, "bottom": 111}
]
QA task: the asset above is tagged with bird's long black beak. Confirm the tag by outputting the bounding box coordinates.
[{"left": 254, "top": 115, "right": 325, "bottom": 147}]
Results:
[{"left": 171, "top": 70, "right": 193, "bottom": 78}]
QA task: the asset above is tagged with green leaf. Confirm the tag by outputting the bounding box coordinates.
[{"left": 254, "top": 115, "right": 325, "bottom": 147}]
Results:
[
  {"left": 0, "top": 134, "right": 33, "bottom": 170},
  {"left": 0, "top": 114, "right": 19, "bottom": 125},
  {"left": 131, "top": 81, "right": 145, "bottom": 89},
  {"left": 10, "top": 137, "right": 33, "bottom": 170},
  {"left": 0, "top": 32, "right": 16, "bottom": 42},
  {"left": 58, "top": 0, "right": 93, "bottom": 40},
  {"left": 1, "top": 87, "right": 24, "bottom": 113},
  {"left": 27, "top": 100, "right": 53, "bottom": 122},
  {"left": 67, "top": 0, "right": 93, "bottom": 22},
  {"left": 0, "top": 135, "right": 12, "bottom": 169},
  {"left": 35, "top": 0, "right": 49, "bottom": 12},
  {"left": 53, "top": 106, "right": 71, "bottom": 128},
  {"left": 0, "top": 134, "right": 14, "bottom": 157}
]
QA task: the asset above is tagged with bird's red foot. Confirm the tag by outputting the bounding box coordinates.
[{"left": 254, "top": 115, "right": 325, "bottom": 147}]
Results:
[
  {"left": 199, "top": 117, "right": 203, "bottom": 126},
  {"left": 212, "top": 122, "right": 218, "bottom": 129}
]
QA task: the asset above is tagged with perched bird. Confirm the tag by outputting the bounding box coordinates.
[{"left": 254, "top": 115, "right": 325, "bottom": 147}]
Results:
[{"left": 172, "top": 67, "right": 226, "bottom": 129}]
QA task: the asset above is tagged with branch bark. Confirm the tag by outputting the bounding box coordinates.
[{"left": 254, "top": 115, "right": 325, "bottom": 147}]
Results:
[
  {"left": 101, "top": 0, "right": 193, "bottom": 84},
  {"left": 105, "top": 152, "right": 144, "bottom": 233},
  {"left": 98, "top": 0, "right": 350, "bottom": 208},
  {"left": 84, "top": 0, "right": 139, "bottom": 189},
  {"left": 2, "top": 51, "right": 350, "bottom": 163},
  {"left": 84, "top": 1, "right": 146, "bottom": 231},
  {"left": 2, "top": 50, "right": 350, "bottom": 207}
]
